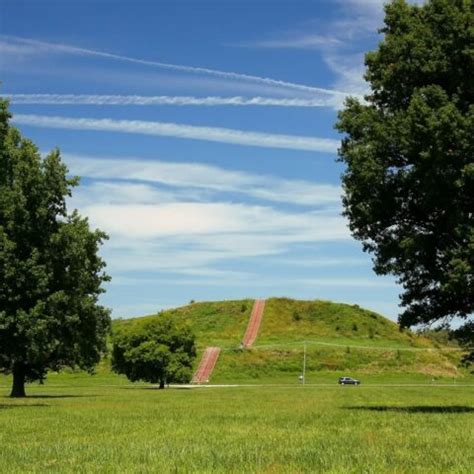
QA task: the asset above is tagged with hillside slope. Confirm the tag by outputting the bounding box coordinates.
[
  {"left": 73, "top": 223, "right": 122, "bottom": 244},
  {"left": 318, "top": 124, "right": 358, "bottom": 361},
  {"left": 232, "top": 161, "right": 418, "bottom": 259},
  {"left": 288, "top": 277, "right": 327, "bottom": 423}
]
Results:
[
  {"left": 115, "top": 299, "right": 253, "bottom": 348},
  {"left": 114, "top": 298, "right": 465, "bottom": 382}
]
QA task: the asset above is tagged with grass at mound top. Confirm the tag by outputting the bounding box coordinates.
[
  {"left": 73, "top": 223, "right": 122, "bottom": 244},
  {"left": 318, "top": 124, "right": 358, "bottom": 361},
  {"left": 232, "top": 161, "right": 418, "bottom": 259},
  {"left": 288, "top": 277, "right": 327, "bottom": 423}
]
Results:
[
  {"left": 0, "top": 372, "right": 473, "bottom": 473},
  {"left": 115, "top": 299, "right": 253, "bottom": 349},
  {"left": 258, "top": 298, "right": 433, "bottom": 348}
]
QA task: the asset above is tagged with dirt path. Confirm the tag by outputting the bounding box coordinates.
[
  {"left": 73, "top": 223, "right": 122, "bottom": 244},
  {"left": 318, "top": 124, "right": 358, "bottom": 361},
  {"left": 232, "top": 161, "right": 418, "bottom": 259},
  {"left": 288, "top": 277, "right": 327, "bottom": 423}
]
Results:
[
  {"left": 243, "top": 299, "right": 266, "bottom": 348},
  {"left": 191, "top": 347, "right": 221, "bottom": 384}
]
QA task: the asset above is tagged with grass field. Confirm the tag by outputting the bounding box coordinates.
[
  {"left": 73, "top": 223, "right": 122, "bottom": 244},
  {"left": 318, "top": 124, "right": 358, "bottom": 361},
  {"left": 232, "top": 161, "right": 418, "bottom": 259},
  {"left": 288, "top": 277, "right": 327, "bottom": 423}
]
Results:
[
  {"left": 2, "top": 299, "right": 471, "bottom": 472},
  {"left": 1, "top": 372, "right": 473, "bottom": 473}
]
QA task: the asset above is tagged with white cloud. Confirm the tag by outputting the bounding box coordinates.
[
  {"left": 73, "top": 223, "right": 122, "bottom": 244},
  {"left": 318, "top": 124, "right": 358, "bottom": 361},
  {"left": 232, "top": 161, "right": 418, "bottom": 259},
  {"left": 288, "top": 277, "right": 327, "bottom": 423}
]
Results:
[
  {"left": 341, "top": 0, "right": 424, "bottom": 14},
  {"left": 295, "top": 277, "right": 396, "bottom": 288},
  {"left": 327, "top": 0, "right": 425, "bottom": 95},
  {"left": 8, "top": 93, "right": 336, "bottom": 108},
  {"left": 113, "top": 268, "right": 251, "bottom": 283},
  {"left": 65, "top": 154, "right": 342, "bottom": 207},
  {"left": 236, "top": 34, "right": 342, "bottom": 50},
  {"left": 83, "top": 202, "right": 348, "bottom": 239},
  {"left": 273, "top": 256, "right": 368, "bottom": 267},
  {"left": 71, "top": 181, "right": 199, "bottom": 207},
  {"left": 60, "top": 154, "right": 348, "bottom": 276},
  {"left": 108, "top": 273, "right": 396, "bottom": 290},
  {"left": 323, "top": 52, "right": 368, "bottom": 98},
  {"left": 77, "top": 200, "right": 349, "bottom": 272},
  {"left": 58, "top": 152, "right": 349, "bottom": 275},
  {"left": 14, "top": 114, "right": 339, "bottom": 153}
]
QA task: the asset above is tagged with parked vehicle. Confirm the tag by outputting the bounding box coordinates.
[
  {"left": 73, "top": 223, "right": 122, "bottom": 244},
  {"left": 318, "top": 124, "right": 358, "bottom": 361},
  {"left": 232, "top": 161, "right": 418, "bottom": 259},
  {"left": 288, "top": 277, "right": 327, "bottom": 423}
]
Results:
[{"left": 338, "top": 376, "right": 361, "bottom": 385}]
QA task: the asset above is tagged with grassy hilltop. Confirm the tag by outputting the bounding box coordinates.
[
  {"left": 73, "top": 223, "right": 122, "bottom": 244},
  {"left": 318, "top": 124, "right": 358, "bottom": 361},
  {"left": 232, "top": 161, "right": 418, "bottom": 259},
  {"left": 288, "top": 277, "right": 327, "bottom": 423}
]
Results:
[{"left": 114, "top": 298, "right": 466, "bottom": 383}]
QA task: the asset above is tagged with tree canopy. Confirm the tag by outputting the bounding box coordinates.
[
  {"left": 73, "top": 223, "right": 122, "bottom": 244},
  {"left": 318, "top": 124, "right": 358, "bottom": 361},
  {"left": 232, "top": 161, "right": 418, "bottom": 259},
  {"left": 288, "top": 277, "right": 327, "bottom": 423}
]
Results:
[
  {"left": 0, "top": 99, "right": 111, "bottom": 397},
  {"left": 336, "top": 0, "right": 473, "bottom": 343},
  {"left": 112, "top": 315, "right": 197, "bottom": 388}
]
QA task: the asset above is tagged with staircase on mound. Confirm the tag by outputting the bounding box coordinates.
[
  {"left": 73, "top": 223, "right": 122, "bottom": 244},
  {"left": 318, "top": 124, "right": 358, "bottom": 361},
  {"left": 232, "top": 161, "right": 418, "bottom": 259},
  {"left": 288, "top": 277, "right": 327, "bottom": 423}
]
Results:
[
  {"left": 191, "top": 346, "right": 221, "bottom": 384},
  {"left": 242, "top": 299, "right": 266, "bottom": 348}
]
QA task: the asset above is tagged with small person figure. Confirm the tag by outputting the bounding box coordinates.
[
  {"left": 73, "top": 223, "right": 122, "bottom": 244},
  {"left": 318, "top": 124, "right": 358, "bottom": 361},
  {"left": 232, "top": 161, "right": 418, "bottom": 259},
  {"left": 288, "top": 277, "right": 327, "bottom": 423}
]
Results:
[{"left": 299, "top": 375, "right": 304, "bottom": 383}]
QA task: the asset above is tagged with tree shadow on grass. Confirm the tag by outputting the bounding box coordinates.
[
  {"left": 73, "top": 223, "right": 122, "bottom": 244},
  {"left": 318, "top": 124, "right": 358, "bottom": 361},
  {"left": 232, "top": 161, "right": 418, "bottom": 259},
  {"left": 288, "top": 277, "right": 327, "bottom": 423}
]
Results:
[
  {"left": 1, "top": 394, "right": 91, "bottom": 400},
  {"left": 345, "top": 405, "right": 474, "bottom": 414},
  {"left": 0, "top": 403, "right": 49, "bottom": 409},
  {"left": 26, "top": 394, "right": 91, "bottom": 399},
  {"left": 119, "top": 386, "right": 161, "bottom": 391}
]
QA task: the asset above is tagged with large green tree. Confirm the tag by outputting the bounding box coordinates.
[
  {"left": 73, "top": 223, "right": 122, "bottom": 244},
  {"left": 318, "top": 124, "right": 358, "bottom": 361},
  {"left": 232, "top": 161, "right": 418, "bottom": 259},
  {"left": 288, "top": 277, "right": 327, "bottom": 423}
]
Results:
[
  {"left": 112, "top": 315, "right": 196, "bottom": 389},
  {"left": 0, "top": 99, "right": 111, "bottom": 397},
  {"left": 336, "top": 1, "right": 473, "bottom": 344}
]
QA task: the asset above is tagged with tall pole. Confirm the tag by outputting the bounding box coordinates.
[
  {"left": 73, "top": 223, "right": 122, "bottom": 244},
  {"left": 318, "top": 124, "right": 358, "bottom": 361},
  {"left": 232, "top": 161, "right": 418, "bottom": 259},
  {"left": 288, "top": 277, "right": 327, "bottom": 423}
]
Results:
[{"left": 303, "top": 342, "right": 307, "bottom": 385}]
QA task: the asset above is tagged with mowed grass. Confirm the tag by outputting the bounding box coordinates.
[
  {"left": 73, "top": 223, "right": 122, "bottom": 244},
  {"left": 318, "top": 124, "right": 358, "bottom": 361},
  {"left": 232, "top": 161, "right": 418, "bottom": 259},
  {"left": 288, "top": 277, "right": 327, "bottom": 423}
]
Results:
[{"left": 1, "top": 373, "right": 473, "bottom": 473}]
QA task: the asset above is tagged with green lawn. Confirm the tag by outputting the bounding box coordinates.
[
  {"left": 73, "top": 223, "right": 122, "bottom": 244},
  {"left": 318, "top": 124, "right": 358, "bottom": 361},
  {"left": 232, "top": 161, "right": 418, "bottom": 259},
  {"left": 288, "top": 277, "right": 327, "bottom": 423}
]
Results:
[{"left": 1, "top": 373, "right": 473, "bottom": 473}]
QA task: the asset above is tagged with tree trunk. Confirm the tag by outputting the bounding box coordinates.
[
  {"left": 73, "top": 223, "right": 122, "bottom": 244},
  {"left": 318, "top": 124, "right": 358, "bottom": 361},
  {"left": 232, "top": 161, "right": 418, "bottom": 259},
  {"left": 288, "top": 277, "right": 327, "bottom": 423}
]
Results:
[
  {"left": 10, "top": 365, "right": 26, "bottom": 398},
  {"left": 158, "top": 379, "right": 165, "bottom": 390}
]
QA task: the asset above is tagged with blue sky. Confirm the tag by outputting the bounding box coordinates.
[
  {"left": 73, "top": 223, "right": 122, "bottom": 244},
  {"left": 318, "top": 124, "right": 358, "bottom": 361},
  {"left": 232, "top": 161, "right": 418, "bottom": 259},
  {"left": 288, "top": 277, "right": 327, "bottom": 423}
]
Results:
[{"left": 1, "top": 0, "right": 407, "bottom": 318}]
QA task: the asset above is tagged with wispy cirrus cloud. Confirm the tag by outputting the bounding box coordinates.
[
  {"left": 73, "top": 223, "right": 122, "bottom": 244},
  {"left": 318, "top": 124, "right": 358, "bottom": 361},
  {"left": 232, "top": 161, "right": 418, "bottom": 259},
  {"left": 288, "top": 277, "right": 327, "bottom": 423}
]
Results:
[
  {"left": 83, "top": 202, "right": 348, "bottom": 240},
  {"left": 72, "top": 190, "right": 349, "bottom": 273},
  {"left": 81, "top": 207, "right": 350, "bottom": 282},
  {"left": 272, "top": 256, "right": 368, "bottom": 267},
  {"left": 60, "top": 152, "right": 348, "bottom": 277},
  {"left": 234, "top": 34, "right": 341, "bottom": 50},
  {"left": 65, "top": 154, "right": 342, "bottom": 207},
  {"left": 112, "top": 274, "right": 395, "bottom": 289},
  {"left": 15, "top": 114, "right": 339, "bottom": 152},
  {"left": 64, "top": 161, "right": 349, "bottom": 274},
  {"left": 8, "top": 93, "right": 334, "bottom": 108}
]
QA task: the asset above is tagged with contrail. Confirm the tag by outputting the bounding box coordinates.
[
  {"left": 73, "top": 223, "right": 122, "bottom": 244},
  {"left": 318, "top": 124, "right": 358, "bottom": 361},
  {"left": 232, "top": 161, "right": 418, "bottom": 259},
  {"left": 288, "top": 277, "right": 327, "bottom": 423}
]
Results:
[
  {"left": 13, "top": 114, "right": 339, "bottom": 153},
  {"left": 1, "top": 35, "right": 352, "bottom": 98},
  {"left": 8, "top": 93, "right": 333, "bottom": 107}
]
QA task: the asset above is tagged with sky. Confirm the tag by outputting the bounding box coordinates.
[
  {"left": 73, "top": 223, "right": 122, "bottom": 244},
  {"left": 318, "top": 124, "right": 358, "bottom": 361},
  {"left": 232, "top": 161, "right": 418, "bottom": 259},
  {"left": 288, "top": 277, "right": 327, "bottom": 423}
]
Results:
[{"left": 1, "top": 0, "right": 409, "bottom": 319}]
